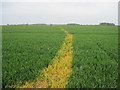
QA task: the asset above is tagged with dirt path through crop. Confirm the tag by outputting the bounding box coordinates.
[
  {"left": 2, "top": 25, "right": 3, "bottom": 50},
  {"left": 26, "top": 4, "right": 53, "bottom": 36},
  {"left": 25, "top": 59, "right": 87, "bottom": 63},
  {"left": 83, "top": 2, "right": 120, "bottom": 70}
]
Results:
[{"left": 17, "top": 28, "right": 73, "bottom": 88}]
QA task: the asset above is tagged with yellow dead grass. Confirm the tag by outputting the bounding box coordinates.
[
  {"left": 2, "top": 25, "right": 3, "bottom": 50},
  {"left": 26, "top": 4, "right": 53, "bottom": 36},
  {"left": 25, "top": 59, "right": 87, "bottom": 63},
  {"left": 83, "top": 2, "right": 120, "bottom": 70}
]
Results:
[{"left": 17, "top": 28, "right": 73, "bottom": 88}]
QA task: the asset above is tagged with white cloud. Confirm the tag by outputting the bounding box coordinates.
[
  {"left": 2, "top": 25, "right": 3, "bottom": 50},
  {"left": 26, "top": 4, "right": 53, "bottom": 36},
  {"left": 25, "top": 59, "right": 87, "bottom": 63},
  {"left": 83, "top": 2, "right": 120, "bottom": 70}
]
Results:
[
  {"left": 2, "top": 0, "right": 120, "bottom": 2},
  {"left": 2, "top": 2, "right": 118, "bottom": 25}
]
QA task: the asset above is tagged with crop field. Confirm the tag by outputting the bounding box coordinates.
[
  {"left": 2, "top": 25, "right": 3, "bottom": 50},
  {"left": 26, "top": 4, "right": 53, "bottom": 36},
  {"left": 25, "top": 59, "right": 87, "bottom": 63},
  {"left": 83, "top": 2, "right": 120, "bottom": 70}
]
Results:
[
  {"left": 63, "top": 26, "right": 118, "bottom": 88},
  {"left": 2, "top": 25, "right": 118, "bottom": 88}
]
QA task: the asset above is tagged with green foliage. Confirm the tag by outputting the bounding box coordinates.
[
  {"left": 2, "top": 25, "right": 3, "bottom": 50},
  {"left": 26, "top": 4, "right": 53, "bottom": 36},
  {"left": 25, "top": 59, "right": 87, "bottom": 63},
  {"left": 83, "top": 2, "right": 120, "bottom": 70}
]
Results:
[
  {"left": 67, "top": 23, "right": 80, "bottom": 25},
  {"left": 2, "top": 25, "right": 118, "bottom": 88},
  {"left": 63, "top": 25, "right": 118, "bottom": 88},
  {"left": 2, "top": 25, "right": 65, "bottom": 88},
  {"left": 99, "top": 22, "right": 115, "bottom": 26}
]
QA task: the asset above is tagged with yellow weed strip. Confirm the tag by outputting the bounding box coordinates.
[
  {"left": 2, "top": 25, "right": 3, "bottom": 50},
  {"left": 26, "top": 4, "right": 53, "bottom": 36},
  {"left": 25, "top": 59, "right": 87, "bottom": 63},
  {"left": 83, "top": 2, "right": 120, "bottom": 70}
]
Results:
[{"left": 17, "top": 28, "right": 73, "bottom": 88}]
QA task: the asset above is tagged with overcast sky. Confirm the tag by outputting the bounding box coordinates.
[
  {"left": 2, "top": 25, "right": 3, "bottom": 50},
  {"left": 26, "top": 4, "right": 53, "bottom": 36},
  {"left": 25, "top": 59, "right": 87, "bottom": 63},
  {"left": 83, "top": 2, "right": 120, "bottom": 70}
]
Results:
[{"left": 1, "top": 0, "right": 119, "bottom": 25}]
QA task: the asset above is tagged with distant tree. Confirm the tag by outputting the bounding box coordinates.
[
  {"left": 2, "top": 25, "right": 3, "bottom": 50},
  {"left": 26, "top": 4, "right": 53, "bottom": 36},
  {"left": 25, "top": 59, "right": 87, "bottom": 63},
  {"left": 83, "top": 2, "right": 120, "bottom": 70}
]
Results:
[
  {"left": 99, "top": 22, "right": 115, "bottom": 26},
  {"left": 39, "top": 24, "right": 47, "bottom": 25},
  {"left": 32, "top": 23, "right": 47, "bottom": 25},
  {"left": 26, "top": 23, "right": 28, "bottom": 25},
  {"left": 67, "top": 23, "right": 80, "bottom": 25}
]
